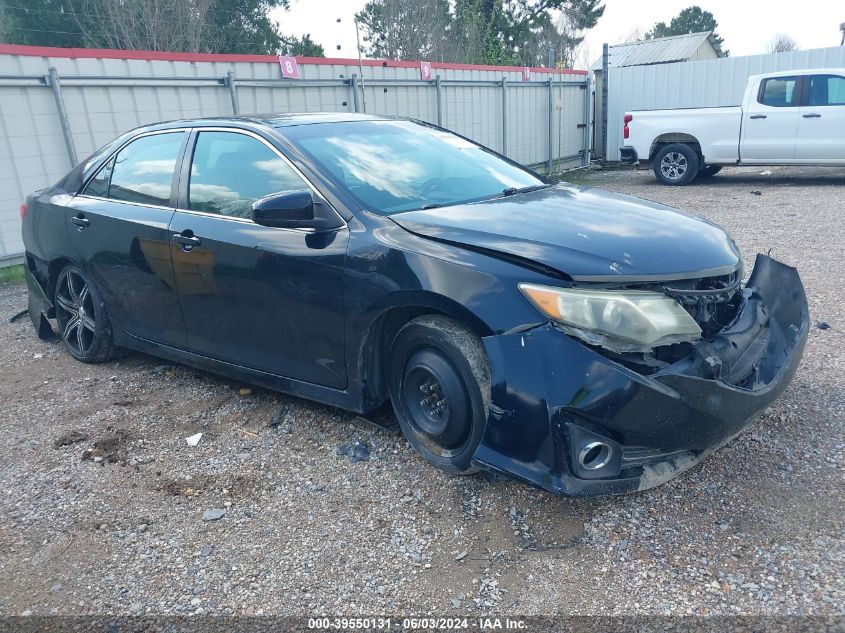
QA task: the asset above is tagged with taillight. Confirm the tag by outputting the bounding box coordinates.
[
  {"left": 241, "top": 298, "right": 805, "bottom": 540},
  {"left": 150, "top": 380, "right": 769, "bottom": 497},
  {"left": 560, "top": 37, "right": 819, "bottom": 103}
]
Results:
[
  {"left": 19, "top": 203, "right": 28, "bottom": 219},
  {"left": 623, "top": 114, "right": 633, "bottom": 140}
]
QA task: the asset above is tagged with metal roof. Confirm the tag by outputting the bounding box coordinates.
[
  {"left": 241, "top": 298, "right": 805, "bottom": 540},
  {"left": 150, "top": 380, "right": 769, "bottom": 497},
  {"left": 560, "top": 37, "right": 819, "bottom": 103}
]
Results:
[{"left": 590, "top": 32, "right": 722, "bottom": 70}]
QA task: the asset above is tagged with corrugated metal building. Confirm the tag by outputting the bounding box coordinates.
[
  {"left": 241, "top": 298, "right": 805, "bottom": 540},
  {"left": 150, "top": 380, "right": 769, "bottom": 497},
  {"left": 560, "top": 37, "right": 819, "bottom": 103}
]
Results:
[{"left": 592, "top": 32, "right": 724, "bottom": 157}]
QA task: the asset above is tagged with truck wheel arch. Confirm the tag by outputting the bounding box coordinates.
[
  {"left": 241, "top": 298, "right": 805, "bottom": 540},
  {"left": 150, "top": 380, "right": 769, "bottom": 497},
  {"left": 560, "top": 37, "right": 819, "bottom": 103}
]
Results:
[{"left": 649, "top": 133, "right": 702, "bottom": 162}]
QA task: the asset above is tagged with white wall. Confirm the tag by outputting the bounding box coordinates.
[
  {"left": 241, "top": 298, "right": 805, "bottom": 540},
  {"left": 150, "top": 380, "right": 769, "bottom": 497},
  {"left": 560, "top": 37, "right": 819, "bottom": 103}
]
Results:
[{"left": 605, "top": 46, "right": 845, "bottom": 160}]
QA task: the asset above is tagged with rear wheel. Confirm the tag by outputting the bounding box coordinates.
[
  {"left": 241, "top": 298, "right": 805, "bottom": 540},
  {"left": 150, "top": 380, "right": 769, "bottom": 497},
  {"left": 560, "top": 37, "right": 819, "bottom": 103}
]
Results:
[
  {"left": 699, "top": 165, "right": 723, "bottom": 178},
  {"left": 54, "top": 265, "right": 122, "bottom": 363},
  {"left": 389, "top": 315, "right": 489, "bottom": 474},
  {"left": 653, "top": 143, "right": 700, "bottom": 186}
]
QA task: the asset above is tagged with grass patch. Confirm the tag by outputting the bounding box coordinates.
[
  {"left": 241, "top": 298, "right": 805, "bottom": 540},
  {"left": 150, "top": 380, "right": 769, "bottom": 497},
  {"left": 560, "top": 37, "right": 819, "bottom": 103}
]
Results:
[{"left": 0, "top": 264, "right": 25, "bottom": 286}]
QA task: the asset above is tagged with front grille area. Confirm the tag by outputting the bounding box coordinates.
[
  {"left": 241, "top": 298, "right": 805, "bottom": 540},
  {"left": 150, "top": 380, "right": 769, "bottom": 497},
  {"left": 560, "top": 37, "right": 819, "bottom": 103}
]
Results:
[{"left": 662, "top": 270, "right": 743, "bottom": 338}]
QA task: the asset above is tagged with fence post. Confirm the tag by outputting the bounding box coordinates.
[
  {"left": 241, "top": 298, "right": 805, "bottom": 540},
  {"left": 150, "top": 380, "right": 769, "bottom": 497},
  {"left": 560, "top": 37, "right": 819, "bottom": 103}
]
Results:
[
  {"left": 500, "top": 77, "right": 508, "bottom": 156},
  {"left": 601, "top": 43, "right": 609, "bottom": 161},
  {"left": 435, "top": 75, "right": 443, "bottom": 127},
  {"left": 547, "top": 76, "right": 554, "bottom": 175},
  {"left": 583, "top": 72, "right": 593, "bottom": 166},
  {"left": 226, "top": 70, "right": 239, "bottom": 115},
  {"left": 46, "top": 67, "right": 77, "bottom": 166},
  {"left": 350, "top": 74, "right": 360, "bottom": 112}
]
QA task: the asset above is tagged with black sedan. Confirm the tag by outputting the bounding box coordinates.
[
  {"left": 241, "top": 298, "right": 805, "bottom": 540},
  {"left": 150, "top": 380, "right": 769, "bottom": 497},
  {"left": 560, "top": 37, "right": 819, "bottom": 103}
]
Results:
[{"left": 21, "top": 114, "right": 808, "bottom": 496}]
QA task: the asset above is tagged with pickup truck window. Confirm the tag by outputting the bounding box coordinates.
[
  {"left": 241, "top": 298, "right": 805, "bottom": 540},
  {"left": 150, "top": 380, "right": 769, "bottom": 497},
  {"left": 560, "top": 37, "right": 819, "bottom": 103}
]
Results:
[
  {"left": 758, "top": 77, "right": 799, "bottom": 108},
  {"left": 808, "top": 75, "right": 845, "bottom": 107}
]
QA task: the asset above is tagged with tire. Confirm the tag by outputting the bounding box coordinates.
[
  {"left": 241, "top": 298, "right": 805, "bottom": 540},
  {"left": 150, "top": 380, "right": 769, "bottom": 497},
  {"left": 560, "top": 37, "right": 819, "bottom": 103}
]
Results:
[
  {"left": 653, "top": 143, "right": 700, "bottom": 185},
  {"left": 388, "top": 315, "right": 490, "bottom": 474},
  {"left": 698, "top": 165, "right": 723, "bottom": 178},
  {"left": 54, "top": 264, "right": 122, "bottom": 363}
]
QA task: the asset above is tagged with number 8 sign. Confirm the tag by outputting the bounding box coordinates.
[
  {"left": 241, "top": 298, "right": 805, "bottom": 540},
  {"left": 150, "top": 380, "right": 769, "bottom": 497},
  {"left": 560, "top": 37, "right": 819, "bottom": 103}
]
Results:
[{"left": 279, "top": 55, "right": 300, "bottom": 79}]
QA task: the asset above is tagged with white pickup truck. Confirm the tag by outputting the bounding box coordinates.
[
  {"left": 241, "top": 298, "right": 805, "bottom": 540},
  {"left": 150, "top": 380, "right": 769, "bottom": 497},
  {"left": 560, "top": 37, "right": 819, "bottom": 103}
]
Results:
[{"left": 620, "top": 68, "right": 845, "bottom": 185}]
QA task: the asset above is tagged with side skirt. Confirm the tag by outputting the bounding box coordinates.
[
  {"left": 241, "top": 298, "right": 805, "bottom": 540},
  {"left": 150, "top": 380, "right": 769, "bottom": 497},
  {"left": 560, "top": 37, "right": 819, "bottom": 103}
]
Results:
[{"left": 115, "top": 331, "right": 369, "bottom": 414}]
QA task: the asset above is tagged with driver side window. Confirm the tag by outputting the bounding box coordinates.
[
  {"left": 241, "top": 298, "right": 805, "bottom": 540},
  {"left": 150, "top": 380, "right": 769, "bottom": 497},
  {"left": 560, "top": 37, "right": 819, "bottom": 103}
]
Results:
[{"left": 188, "top": 131, "right": 308, "bottom": 219}]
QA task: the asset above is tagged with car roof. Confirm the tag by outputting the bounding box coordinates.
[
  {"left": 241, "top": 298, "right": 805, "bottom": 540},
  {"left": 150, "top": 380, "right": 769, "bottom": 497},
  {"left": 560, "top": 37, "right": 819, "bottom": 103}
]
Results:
[{"left": 140, "top": 112, "right": 392, "bottom": 133}]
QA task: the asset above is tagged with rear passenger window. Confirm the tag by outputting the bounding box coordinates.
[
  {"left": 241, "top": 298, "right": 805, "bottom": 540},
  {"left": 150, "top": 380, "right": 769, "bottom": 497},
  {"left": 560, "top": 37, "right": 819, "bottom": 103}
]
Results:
[
  {"left": 107, "top": 133, "right": 184, "bottom": 206},
  {"left": 188, "top": 131, "right": 307, "bottom": 219},
  {"left": 809, "top": 75, "right": 845, "bottom": 106},
  {"left": 83, "top": 156, "right": 114, "bottom": 198},
  {"left": 759, "top": 77, "right": 798, "bottom": 107}
]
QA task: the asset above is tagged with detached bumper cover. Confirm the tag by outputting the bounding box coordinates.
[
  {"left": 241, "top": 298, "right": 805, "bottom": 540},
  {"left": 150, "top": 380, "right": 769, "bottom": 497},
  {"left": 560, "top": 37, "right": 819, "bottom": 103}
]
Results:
[{"left": 473, "top": 255, "right": 808, "bottom": 496}]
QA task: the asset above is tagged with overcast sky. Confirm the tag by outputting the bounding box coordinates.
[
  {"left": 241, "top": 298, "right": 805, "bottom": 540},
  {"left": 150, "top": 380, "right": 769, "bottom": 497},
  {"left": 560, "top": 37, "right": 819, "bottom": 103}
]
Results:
[{"left": 272, "top": 0, "right": 844, "bottom": 67}]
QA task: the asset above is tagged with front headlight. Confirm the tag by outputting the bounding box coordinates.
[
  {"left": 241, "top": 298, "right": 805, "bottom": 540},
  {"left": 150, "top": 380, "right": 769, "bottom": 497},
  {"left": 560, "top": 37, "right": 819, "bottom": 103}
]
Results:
[{"left": 519, "top": 283, "right": 702, "bottom": 352}]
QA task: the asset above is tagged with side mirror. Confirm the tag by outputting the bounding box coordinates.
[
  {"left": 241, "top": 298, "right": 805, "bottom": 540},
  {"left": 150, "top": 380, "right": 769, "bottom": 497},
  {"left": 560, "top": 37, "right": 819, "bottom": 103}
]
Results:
[{"left": 251, "top": 191, "right": 314, "bottom": 228}]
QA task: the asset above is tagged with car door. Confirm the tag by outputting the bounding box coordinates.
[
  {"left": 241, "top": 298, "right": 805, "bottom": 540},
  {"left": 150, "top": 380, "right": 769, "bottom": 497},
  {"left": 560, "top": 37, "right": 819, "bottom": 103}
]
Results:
[
  {"left": 796, "top": 73, "right": 845, "bottom": 162},
  {"left": 168, "top": 128, "right": 349, "bottom": 388},
  {"left": 66, "top": 129, "right": 189, "bottom": 348},
  {"left": 741, "top": 75, "right": 801, "bottom": 163}
]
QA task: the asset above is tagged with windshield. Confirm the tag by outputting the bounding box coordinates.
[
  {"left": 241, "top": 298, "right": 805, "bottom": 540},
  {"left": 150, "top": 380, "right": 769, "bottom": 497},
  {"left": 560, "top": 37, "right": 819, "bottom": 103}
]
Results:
[{"left": 282, "top": 119, "right": 544, "bottom": 215}]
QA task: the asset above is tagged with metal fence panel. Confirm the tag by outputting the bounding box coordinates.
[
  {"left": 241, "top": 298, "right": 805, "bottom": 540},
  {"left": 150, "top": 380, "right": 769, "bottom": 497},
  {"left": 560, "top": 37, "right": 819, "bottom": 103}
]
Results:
[
  {"left": 605, "top": 45, "right": 845, "bottom": 160},
  {"left": 0, "top": 46, "right": 587, "bottom": 262}
]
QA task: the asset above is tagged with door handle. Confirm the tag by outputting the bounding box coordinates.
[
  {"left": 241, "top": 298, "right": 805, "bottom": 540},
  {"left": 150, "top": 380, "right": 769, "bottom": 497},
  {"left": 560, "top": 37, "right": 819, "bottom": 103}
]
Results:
[
  {"left": 173, "top": 232, "right": 201, "bottom": 249},
  {"left": 70, "top": 215, "right": 90, "bottom": 229},
  {"left": 802, "top": 113, "right": 822, "bottom": 118},
  {"left": 749, "top": 114, "right": 767, "bottom": 120}
]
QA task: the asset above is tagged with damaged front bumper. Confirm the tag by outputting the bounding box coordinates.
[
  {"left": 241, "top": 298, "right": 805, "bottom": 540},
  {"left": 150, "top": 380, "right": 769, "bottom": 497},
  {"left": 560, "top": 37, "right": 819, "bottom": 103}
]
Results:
[{"left": 474, "top": 255, "right": 809, "bottom": 496}]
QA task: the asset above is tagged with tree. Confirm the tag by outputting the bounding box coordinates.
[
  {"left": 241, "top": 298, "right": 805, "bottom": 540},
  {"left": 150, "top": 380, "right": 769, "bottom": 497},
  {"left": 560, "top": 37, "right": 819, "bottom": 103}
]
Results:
[
  {"left": 356, "top": 0, "right": 604, "bottom": 66},
  {"left": 355, "top": 0, "right": 452, "bottom": 61},
  {"left": 0, "top": 0, "right": 324, "bottom": 55},
  {"left": 646, "top": 6, "right": 725, "bottom": 53},
  {"left": 768, "top": 33, "right": 799, "bottom": 53}
]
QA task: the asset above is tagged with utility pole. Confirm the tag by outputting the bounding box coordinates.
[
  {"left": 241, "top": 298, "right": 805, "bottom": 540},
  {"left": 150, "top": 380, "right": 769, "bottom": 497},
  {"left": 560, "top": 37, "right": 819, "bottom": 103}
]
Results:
[{"left": 355, "top": 18, "right": 368, "bottom": 113}]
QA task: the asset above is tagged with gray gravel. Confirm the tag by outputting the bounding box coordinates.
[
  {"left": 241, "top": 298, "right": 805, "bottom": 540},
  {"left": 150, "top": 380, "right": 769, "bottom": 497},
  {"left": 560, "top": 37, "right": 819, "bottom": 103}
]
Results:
[{"left": 0, "top": 165, "right": 843, "bottom": 616}]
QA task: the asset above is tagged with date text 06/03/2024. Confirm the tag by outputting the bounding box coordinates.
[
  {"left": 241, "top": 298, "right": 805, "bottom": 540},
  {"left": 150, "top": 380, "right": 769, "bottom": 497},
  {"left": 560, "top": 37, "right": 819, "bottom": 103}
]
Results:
[{"left": 307, "top": 617, "right": 527, "bottom": 630}]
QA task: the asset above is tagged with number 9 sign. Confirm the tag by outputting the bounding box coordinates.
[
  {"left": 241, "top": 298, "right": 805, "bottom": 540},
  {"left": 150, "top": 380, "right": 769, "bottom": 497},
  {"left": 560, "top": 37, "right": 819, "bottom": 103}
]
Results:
[
  {"left": 420, "top": 61, "right": 432, "bottom": 81},
  {"left": 279, "top": 55, "right": 300, "bottom": 79}
]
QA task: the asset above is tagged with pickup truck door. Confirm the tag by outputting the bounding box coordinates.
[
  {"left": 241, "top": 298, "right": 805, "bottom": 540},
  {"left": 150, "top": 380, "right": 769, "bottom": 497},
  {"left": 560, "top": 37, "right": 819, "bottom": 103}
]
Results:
[
  {"left": 740, "top": 75, "right": 801, "bottom": 163},
  {"left": 796, "top": 74, "right": 845, "bottom": 162}
]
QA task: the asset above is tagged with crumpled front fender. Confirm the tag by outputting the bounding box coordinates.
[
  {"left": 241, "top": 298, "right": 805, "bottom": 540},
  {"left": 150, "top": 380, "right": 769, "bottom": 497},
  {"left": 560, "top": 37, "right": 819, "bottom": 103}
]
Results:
[{"left": 472, "top": 254, "right": 809, "bottom": 497}]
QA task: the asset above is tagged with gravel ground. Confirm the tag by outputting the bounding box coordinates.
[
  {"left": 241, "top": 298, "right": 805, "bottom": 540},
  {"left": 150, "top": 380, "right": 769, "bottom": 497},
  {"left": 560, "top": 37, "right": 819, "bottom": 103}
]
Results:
[{"left": 0, "top": 165, "right": 843, "bottom": 617}]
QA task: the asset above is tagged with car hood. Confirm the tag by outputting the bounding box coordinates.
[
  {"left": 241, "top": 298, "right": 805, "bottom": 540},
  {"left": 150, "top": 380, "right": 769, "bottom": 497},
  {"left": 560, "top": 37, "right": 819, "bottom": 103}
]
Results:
[{"left": 389, "top": 183, "right": 741, "bottom": 282}]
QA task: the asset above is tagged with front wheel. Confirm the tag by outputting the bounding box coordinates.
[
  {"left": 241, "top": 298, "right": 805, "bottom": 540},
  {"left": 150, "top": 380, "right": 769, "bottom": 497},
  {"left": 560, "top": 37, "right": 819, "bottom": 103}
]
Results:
[
  {"left": 54, "top": 264, "right": 122, "bottom": 363},
  {"left": 653, "top": 143, "right": 700, "bottom": 186},
  {"left": 388, "top": 315, "right": 490, "bottom": 474}
]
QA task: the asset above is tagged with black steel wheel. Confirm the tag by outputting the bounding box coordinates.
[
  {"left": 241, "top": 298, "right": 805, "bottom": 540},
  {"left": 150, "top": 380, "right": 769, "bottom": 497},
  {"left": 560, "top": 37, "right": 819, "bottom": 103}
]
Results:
[
  {"left": 54, "top": 265, "right": 122, "bottom": 363},
  {"left": 653, "top": 143, "right": 700, "bottom": 186},
  {"left": 389, "top": 315, "right": 489, "bottom": 474}
]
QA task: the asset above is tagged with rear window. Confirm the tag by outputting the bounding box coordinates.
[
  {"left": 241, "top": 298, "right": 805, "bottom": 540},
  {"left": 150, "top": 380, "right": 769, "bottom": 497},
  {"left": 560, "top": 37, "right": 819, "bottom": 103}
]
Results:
[
  {"left": 759, "top": 77, "right": 798, "bottom": 107},
  {"left": 84, "top": 132, "right": 185, "bottom": 206}
]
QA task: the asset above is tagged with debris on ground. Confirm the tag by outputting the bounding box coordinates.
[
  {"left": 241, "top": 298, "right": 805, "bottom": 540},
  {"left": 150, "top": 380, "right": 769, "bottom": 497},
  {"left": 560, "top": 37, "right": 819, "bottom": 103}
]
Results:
[
  {"left": 238, "top": 388, "right": 252, "bottom": 396},
  {"left": 202, "top": 509, "right": 226, "bottom": 521},
  {"left": 750, "top": 190, "right": 762, "bottom": 195},
  {"left": 336, "top": 439, "right": 370, "bottom": 463},
  {"left": 185, "top": 433, "right": 203, "bottom": 447},
  {"left": 53, "top": 430, "right": 89, "bottom": 448},
  {"left": 816, "top": 321, "right": 831, "bottom": 330},
  {"left": 80, "top": 429, "right": 132, "bottom": 464}
]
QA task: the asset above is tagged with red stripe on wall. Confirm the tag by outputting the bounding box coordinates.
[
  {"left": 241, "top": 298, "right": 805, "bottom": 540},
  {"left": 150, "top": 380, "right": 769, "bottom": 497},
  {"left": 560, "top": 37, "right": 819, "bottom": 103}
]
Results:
[{"left": 0, "top": 43, "right": 587, "bottom": 75}]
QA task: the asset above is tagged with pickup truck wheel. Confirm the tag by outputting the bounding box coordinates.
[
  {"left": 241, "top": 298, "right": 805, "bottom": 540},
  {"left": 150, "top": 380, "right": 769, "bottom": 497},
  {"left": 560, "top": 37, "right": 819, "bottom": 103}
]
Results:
[
  {"left": 653, "top": 143, "right": 699, "bottom": 186},
  {"left": 699, "top": 165, "right": 723, "bottom": 178}
]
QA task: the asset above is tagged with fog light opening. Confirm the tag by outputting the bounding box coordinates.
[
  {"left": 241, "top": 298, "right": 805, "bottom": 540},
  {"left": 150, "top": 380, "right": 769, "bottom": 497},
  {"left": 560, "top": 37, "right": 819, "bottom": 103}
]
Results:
[{"left": 578, "top": 441, "right": 613, "bottom": 470}]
